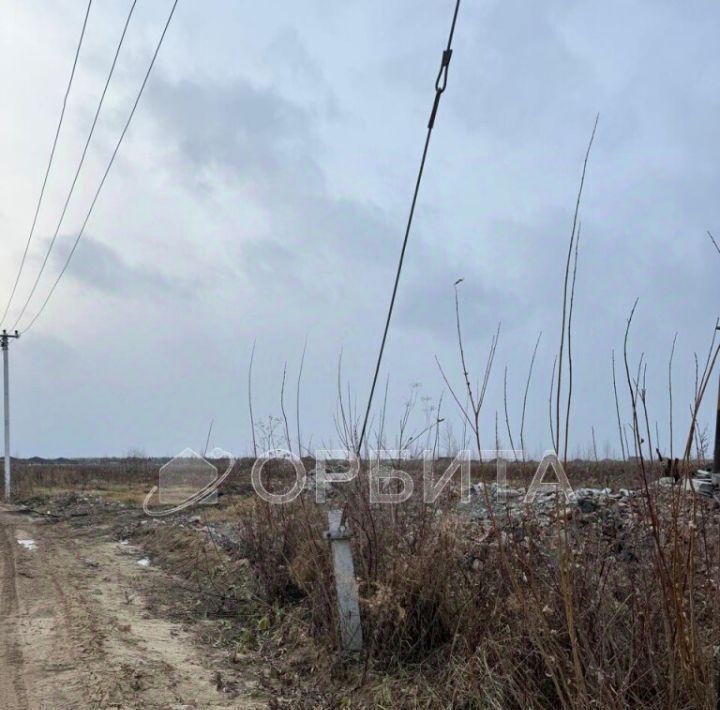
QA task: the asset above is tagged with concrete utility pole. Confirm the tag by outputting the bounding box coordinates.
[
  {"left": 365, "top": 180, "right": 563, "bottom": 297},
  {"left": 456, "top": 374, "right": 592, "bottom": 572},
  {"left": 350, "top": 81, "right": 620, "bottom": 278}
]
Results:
[
  {"left": 2, "top": 329, "right": 20, "bottom": 502},
  {"left": 326, "top": 509, "right": 363, "bottom": 652}
]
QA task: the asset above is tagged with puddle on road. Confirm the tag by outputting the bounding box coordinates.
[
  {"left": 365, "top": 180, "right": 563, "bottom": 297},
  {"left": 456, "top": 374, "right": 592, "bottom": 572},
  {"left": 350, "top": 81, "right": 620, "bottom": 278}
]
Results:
[
  {"left": 17, "top": 539, "right": 37, "bottom": 551},
  {"left": 137, "top": 558, "right": 150, "bottom": 567}
]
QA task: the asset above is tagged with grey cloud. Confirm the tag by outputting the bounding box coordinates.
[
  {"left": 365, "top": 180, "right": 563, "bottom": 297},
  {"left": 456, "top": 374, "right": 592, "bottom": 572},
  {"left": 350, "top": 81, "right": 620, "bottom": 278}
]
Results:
[
  {"left": 264, "top": 27, "right": 324, "bottom": 85},
  {"left": 147, "top": 74, "right": 487, "bottom": 330},
  {"left": 52, "top": 235, "right": 193, "bottom": 298},
  {"left": 93, "top": 31, "right": 720, "bottom": 461},
  {"left": 397, "top": 237, "right": 515, "bottom": 340},
  {"left": 150, "top": 78, "right": 320, "bottom": 191},
  {"left": 6, "top": 0, "right": 719, "bottom": 457}
]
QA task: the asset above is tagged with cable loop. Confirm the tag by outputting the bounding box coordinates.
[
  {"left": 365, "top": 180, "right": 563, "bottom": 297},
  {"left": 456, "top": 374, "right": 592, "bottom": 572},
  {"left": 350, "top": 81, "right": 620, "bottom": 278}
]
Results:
[{"left": 434, "top": 48, "right": 453, "bottom": 93}]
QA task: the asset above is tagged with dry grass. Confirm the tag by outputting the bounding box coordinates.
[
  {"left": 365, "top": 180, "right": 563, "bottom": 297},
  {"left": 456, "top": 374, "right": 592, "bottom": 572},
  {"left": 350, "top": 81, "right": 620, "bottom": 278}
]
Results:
[{"left": 228, "top": 459, "right": 720, "bottom": 709}]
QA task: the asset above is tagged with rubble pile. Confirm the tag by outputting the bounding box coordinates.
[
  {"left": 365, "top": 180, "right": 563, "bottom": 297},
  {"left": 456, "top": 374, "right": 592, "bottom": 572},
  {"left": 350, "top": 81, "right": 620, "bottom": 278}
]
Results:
[
  {"left": 458, "top": 482, "right": 638, "bottom": 524},
  {"left": 459, "top": 472, "right": 719, "bottom": 525},
  {"left": 657, "top": 468, "right": 716, "bottom": 496}
]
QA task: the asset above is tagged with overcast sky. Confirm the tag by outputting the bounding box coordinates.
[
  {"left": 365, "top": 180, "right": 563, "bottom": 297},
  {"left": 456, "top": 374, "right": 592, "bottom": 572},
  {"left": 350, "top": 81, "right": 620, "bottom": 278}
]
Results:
[{"left": 0, "top": 0, "right": 718, "bottom": 459}]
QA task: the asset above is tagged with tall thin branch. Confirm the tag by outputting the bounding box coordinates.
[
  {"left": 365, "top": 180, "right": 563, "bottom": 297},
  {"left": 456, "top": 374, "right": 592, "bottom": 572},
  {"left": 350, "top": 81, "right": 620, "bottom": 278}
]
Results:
[
  {"left": 248, "top": 340, "right": 257, "bottom": 458},
  {"left": 707, "top": 230, "right": 720, "bottom": 256},
  {"left": 556, "top": 115, "right": 599, "bottom": 460},
  {"left": 549, "top": 355, "right": 558, "bottom": 452},
  {"left": 451, "top": 281, "right": 501, "bottom": 462},
  {"left": 591, "top": 425, "right": 599, "bottom": 463},
  {"left": 563, "top": 221, "right": 582, "bottom": 463},
  {"left": 612, "top": 349, "right": 626, "bottom": 460},
  {"left": 639, "top": 362, "right": 654, "bottom": 464},
  {"left": 203, "top": 418, "right": 214, "bottom": 457},
  {"left": 503, "top": 365, "right": 517, "bottom": 459},
  {"left": 682, "top": 320, "right": 720, "bottom": 462},
  {"left": 280, "top": 362, "right": 292, "bottom": 453},
  {"left": 295, "top": 336, "right": 308, "bottom": 456},
  {"left": 520, "top": 331, "right": 542, "bottom": 463},
  {"left": 668, "top": 333, "right": 678, "bottom": 460}
]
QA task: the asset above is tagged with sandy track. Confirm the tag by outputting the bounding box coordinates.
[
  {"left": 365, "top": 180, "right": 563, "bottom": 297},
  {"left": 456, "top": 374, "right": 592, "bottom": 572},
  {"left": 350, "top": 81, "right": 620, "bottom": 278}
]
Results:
[{"left": 0, "top": 506, "right": 264, "bottom": 709}]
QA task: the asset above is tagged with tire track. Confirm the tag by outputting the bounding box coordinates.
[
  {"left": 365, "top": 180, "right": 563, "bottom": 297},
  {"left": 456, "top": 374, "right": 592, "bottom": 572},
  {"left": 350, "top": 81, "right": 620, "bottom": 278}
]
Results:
[
  {"left": 0, "top": 504, "right": 265, "bottom": 708},
  {"left": 0, "top": 518, "right": 29, "bottom": 710}
]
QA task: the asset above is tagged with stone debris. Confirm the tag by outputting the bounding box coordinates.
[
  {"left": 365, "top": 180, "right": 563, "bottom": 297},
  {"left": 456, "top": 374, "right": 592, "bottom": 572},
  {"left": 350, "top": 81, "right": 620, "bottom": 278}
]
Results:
[
  {"left": 458, "top": 482, "right": 637, "bottom": 523},
  {"left": 460, "top": 470, "right": 719, "bottom": 523},
  {"left": 656, "top": 469, "right": 715, "bottom": 497}
]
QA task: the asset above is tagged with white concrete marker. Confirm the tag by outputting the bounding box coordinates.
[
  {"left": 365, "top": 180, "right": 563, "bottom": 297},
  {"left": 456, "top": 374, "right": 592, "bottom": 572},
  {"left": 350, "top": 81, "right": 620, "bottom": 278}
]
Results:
[{"left": 326, "top": 509, "right": 363, "bottom": 652}]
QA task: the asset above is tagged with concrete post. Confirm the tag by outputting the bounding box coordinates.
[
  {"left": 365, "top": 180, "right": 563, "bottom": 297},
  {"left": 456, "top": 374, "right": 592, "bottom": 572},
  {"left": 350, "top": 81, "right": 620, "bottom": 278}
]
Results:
[
  {"left": 3, "top": 335, "right": 9, "bottom": 502},
  {"left": 326, "top": 509, "right": 363, "bottom": 652},
  {"left": 2, "top": 330, "right": 19, "bottom": 502}
]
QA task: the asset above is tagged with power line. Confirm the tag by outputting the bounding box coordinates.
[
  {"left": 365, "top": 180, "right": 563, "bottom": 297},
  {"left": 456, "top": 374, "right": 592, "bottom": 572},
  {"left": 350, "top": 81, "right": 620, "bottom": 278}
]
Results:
[
  {"left": 20, "top": 0, "right": 181, "bottom": 335},
  {"left": 11, "top": 0, "right": 139, "bottom": 331},
  {"left": 355, "top": 0, "right": 462, "bottom": 455},
  {"left": 0, "top": 0, "right": 93, "bottom": 328}
]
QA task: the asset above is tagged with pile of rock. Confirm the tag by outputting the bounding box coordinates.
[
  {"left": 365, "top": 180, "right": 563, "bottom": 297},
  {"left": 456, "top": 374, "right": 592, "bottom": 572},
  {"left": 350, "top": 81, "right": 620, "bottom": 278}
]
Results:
[
  {"left": 458, "top": 482, "right": 636, "bottom": 523},
  {"left": 656, "top": 469, "right": 716, "bottom": 497},
  {"left": 459, "top": 469, "right": 720, "bottom": 524}
]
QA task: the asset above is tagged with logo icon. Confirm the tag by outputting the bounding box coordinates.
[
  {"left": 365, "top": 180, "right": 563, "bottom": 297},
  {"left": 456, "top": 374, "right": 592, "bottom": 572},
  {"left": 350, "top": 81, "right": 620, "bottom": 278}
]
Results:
[{"left": 143, "top": 447, "right": 235, "bottom": 516}]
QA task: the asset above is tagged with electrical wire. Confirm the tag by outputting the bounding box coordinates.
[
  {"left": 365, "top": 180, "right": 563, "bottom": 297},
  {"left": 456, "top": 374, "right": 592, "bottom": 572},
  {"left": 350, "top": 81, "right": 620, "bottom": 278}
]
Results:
[
  {"left": 11, "top": 0, "right": 139, "bottom": 331},
  {"left": 20, "top": 0, "right": 180, "bottom": 335},
  {"left": 355, "top": 0, "right": 462, "bottom": 455},
  {"left": 0, "top": 0, "right": 93, "bottom": 328}
]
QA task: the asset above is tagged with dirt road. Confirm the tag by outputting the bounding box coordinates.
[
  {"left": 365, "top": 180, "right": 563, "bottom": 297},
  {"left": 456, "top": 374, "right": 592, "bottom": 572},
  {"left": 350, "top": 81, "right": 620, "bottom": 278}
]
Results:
[{"left": 0, "top": 505, "right": 265, "bottom": 709}]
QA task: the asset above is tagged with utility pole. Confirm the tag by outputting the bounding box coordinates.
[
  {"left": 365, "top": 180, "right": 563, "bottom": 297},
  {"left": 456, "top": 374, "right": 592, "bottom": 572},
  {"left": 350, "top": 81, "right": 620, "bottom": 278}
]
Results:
[{"left": 2, "top": 329, "right": 20, "bottom": 502}]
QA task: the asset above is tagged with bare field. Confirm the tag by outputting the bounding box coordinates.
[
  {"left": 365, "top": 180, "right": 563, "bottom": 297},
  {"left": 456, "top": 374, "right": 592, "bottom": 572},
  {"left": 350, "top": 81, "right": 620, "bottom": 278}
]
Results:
[{"left": 0, "top": 457, "right": 716, "bottom": 709}]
